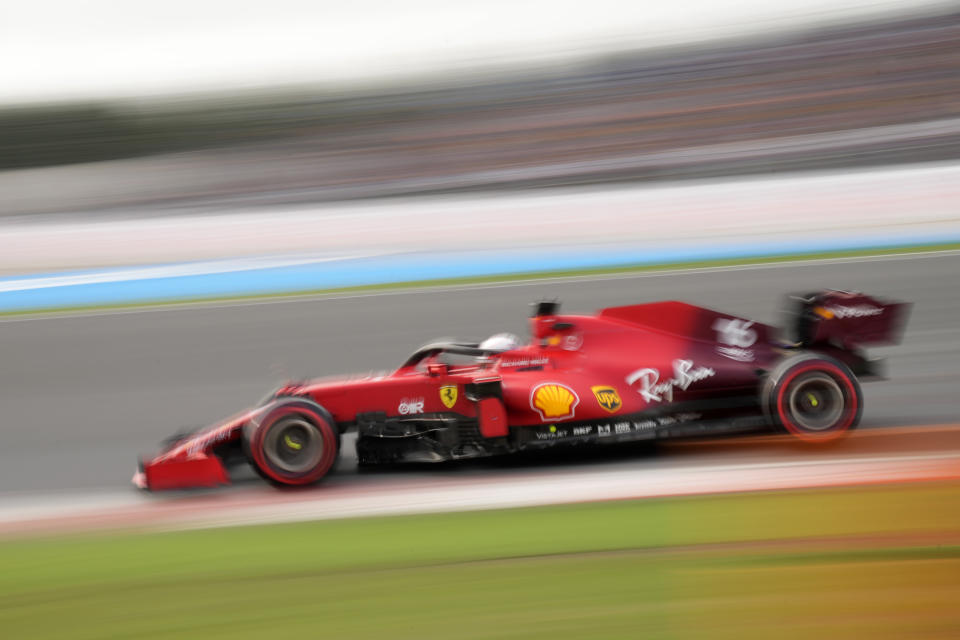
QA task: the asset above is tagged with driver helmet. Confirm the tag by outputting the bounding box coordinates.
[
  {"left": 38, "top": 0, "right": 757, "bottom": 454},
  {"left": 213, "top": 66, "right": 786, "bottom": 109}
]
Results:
[{"left": 479, "top": 332, "right": 523, "bottom": 352}]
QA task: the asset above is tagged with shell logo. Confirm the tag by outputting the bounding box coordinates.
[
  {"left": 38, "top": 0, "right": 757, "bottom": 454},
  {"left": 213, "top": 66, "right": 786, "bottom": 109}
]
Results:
[{"left": 530, "top": 383, "right": 579, "bottom": 421}]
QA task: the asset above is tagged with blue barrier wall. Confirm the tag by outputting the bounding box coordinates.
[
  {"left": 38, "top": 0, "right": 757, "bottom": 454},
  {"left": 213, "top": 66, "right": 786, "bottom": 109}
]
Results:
[{"left": 0, "top": 232, "right": 954, "bottom": 312}]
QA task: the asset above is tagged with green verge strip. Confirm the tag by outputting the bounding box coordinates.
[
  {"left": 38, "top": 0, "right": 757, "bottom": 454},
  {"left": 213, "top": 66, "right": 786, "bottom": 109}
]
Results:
[
  {"left": 2, "top": 242, "right": 959, "bottom": 318},
  {"left": 1, "top": 482, "right": 958, "bottom": 639}
]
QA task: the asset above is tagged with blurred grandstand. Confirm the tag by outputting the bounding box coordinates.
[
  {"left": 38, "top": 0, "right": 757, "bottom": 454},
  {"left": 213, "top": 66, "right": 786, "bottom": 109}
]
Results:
[{"left": 1, "top": 9, "right": 958, "bottom": 217}]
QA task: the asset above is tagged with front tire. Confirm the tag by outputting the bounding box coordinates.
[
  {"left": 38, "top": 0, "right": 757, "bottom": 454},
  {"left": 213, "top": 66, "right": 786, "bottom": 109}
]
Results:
[
  {"left": 245, "top": 399, "right": 339, "bottom": 486},
  {"left": 763, "top": 354, "right": 862, "bottom": 442}
]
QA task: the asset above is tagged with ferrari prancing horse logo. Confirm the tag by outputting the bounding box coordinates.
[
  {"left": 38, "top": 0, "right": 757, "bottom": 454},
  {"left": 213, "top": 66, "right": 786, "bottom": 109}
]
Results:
[
  {"left": 591, "top": 386, "right": 622, "bottom": 413},
  {"left": 439, "top": 385, "right": 458, "bottom": 409}
]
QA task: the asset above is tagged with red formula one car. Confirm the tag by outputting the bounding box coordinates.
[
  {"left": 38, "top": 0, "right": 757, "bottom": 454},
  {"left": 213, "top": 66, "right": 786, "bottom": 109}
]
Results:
[{"left": 135, "top": 290, "right": 909, "bottom": 490}]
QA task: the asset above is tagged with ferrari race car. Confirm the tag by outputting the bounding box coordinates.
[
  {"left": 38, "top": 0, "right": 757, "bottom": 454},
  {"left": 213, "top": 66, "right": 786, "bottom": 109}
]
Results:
[{"left": 134, "top": 290, "right": 909, "bottom": 490}]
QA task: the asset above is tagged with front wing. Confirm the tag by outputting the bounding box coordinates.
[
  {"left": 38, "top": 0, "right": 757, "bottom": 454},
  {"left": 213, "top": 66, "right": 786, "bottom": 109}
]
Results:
[{"left": 133, "top": 408, "right": 262, "bottom": 491}]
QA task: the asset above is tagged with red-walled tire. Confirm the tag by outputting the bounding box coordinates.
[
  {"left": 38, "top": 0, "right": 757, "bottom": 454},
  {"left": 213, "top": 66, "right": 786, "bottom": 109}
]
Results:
[
  {"left": 763, "top": 354, "right": 862, "bottom": 443},
  {"left": 244, "top": 399, "right": 339, "bottom": 487}
]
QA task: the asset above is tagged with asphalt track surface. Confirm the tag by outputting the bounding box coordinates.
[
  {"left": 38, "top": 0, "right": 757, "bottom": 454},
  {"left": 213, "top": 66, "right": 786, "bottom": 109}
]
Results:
[{"left": 1, "top": 251, "right": 958, "bottom": 496}]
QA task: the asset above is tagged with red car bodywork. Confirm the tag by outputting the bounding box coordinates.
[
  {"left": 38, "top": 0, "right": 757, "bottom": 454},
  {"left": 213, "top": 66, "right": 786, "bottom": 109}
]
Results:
[{"left": 135, "top": 291, "right": 909, "bottom": 491}]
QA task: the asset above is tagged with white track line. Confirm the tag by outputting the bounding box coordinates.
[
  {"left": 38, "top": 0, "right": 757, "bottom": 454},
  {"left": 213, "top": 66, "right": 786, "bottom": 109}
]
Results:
[{"left": 0, "top": 253, "right": 385, "bottom": 293}]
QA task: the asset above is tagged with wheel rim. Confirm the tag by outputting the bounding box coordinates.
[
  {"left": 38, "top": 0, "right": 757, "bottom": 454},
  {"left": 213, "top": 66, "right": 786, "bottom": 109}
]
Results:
[
  {"left": 786, "top": 373, "right": 845, "bottom": 432},
  {"left": 263, "top": 417, "right": 324, "bottom": 475}
]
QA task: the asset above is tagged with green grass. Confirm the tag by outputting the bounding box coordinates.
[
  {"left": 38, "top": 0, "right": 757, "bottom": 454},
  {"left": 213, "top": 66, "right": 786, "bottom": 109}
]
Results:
[
  {"left": 3, "top": 241, "right": 959, "bottom": 318},
  {"left": 1, "top": 482, "right": 959, "bottom": 638}
]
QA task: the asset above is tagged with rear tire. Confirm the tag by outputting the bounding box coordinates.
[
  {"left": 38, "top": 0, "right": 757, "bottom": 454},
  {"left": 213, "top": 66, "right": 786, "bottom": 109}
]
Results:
[
  {"left": 245, "top": 399, "right": 339, "bottom": 486},
  {"left": 763, "top": 354, "right": 862, "bottom": 442}
]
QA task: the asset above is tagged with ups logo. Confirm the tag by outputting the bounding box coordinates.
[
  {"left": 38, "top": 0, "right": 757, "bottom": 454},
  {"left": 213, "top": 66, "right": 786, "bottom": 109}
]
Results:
[{"left": 591, "top": 386, "right": 622, "bottom": 413}]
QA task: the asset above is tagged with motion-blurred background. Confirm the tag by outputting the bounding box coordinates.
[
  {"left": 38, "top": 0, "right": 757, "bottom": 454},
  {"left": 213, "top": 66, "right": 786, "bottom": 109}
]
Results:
[{"left": 3, "top": 1, "right": 959, "bottom": 218}]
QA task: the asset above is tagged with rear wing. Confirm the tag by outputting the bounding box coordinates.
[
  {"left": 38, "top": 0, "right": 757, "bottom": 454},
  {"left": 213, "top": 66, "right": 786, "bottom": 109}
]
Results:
[{"left": 784, "top": 290, "right": 911, "bottom": 350}]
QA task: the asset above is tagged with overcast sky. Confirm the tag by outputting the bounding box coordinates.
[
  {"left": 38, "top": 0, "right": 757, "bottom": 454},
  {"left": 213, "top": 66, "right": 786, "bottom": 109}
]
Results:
[{"left": 0, "top": 0, "right": 948, "bottom": 105}]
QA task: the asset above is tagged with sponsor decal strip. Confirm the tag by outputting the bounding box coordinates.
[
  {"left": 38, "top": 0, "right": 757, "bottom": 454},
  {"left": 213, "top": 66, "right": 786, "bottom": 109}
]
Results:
[
  {"left": 591, "top": 385, "right": 623, "bottom": 413},
  {"left": 439, "top": 385, "right": 458, "bottom": 409},
  {"left": 499, "top": 357, "right": 550, "bottom": 368},
  {"left": 530, "top": 382, "right": 579, "bottom": 422},
  {"left": 713, "top": 317, "right": 757, "bottom": 362},
  {"left": 820, "top": 304, "right": 884, "bottom": 319},
  {"left": 625, "top": 360, "right": 715, "bottom": 403},
  {"left": 398, "top": 397, "right": 425, "bottom": 415},
  {"left": 528, "top": 412, "right": 702, "bottom": 441}
]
